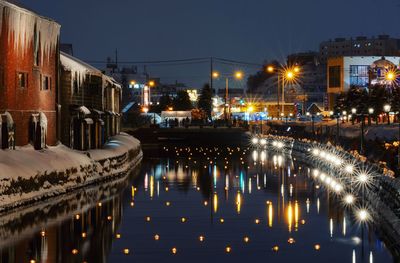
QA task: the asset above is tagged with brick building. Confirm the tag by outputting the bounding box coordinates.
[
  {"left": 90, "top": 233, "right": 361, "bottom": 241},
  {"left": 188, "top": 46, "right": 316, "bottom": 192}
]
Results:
[
  {"left": 0, "top": 0, "right": 60, "bottom": 149},
  {"left": 60, "top": 52, "right": 121, "bottom": 150}
]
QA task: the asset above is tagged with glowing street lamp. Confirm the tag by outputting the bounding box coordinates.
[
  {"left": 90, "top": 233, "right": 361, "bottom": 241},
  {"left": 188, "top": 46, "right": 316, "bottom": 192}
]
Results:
[
  {"left": 149, "top": 80, "right": 155, "bottom": 87},
  {"left": 384, "top": 104, "right": 391, "bottom": 125},
  {"left": 235, "top": 71, "right": 244, "bottom": 80},
  {"left": 212, "top": 71, "right": 220, "bottom": 78},
  {"left": 266, "top": 64, "right": 301, "bottom": 118},
  {"left": 357, "top": 209, "right": 370, "bottom": 222},
  {"left": 266, "top": 66, "right": 275, "bottom": 73},
  {"left": 368, "top": 108, "right": 374, "bottom": 126},
  {"left": 385, "top": 71, "right": 396, "bottom": 82},
  {"left": 344, "top": 194, "right": 355, "bottom": 205}
]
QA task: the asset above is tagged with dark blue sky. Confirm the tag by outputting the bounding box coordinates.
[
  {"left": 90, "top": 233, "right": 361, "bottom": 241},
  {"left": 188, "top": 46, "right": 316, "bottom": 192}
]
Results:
[{"left": 20, "top": 0, "right": 400, "bottom": 88}]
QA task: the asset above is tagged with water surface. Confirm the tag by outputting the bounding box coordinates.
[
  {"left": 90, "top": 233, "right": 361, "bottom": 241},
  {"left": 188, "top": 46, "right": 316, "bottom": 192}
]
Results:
[{"left": 0, "top": 146, "right": 394, "bottom": 263}]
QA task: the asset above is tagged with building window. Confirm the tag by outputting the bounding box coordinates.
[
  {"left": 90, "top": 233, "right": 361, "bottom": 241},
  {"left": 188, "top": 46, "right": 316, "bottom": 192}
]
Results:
[
  {"left": 350, "top": 65, "right": 369, "bottom": 87},
  {"left": 17, "top": 72, "right": 28, "bottom": 89},
  {"left": 41, "top": 75, "right": 51, "bottom": 90},
  {"left": 328, "top": 66, "right": 341, "bottom": 88}
]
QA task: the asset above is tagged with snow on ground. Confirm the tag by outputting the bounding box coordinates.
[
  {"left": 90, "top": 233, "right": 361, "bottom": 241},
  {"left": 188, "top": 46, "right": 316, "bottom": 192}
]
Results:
[
  {"left": 0, "top": 133, "right": 142, "bottom": 211},
  {"left": 0, "top": 133, "right": 140, "bottom": 180}
]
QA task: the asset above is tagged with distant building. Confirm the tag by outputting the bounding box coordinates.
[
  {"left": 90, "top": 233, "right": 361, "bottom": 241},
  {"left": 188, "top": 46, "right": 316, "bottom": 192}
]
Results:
[
  {"left": 286, "top": 52, "right": 327, "bottom": 112},
  {"left": 0, "top": 0, "right": 60, "bottom": 149},
  {"left": 319, "top": 35, "right": 400, "bottom": 63},
  {"left": 60, "top": 52, "right": 121, "bottom": 150},
  {"left": 326, "top": 56, "right": 400, "bottom": 109}
]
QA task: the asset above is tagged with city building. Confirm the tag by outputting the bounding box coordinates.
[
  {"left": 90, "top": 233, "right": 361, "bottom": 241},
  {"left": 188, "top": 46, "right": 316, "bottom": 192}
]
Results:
[
  {"left": 60, "top": 52, "right": 121, "bottom": 150},
  {"left": 319, "top": 35, "right": 400, "bottom": 63},
  {"left": 286, "top": 52, "right": 327, "bottom": 112},
  {"left": 0, "top": 0, "right": 60, "bottom": 149},
  {"left": 326, "top": 56, "right": 400, "bottom": 109}
]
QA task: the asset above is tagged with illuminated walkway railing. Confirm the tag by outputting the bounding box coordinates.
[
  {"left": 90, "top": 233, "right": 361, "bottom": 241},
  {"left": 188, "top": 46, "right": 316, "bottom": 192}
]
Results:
[{"left": 251, "top": 134, "right": 400, "bottom": 250}]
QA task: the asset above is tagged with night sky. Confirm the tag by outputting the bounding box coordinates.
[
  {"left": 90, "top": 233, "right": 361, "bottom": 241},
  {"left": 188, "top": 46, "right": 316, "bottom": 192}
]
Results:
[{"left": 20, "top": 0, "right": 400, "bottom": 88}]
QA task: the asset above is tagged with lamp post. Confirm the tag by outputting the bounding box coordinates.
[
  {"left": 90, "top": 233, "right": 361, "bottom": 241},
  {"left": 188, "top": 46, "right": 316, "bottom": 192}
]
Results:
[
  {"left": 265, "top": 65, "right": 300, "bottom": 120},
  {"left": 342, "top": 110, "right": 347, "bottom": 123},
  {"left": 351, "top": 108, "right": 357, "bottom": 125},
  {"left": 368, "top": 108, "right": 374, "bottom": 126},
  {"left": 384, "top": 104, "right": 391, "bottom": 125},
  {"left": 336, "top": 113, "right": 340, "bottom": 145},
  {"left": 213, "top": 71, "right": 244, "bottom": 123},
  {"left": 306, "top": 112, "right": 315, "bottom": 137}
]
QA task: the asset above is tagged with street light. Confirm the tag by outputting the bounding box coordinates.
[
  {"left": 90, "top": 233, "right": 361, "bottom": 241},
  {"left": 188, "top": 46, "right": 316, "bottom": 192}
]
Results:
[
  {"left": 265, "top": 65, "right": 301, "bottom": 119},
  {"left": 213, "top": 70, "right": 245, "bottom": 122},
  {"left": 368, "top": 108, "right": 374, "bottom": 126},
  {"left": 351, "top": 108, "right": 357, "bottom": 125},
  {"left": 384, "top": 104, "right": 391, "bottom": 125}
]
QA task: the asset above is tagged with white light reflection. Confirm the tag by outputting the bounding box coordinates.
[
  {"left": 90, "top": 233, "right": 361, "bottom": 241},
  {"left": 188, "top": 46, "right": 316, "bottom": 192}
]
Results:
[
  {"left": 317, "top": 198, "right": 320, "bottom": 214},
  {"left": 352, "top": 249, "right": 356, "bottom": 263},
  {"left": 248, "top": 178, "right": 252, "bottom": 194},
  {"left": 330, "top": 218, "right": 333, "bottom": 238},
  {"left": 343, "top": 217, "right": 346, "bottom": 236}
]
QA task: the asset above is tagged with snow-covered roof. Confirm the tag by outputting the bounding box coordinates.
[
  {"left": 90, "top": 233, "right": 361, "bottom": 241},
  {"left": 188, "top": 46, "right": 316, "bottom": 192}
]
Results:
[
  {"left": 103, "top": 75, "right": 122, "bottom": 90},
  {"left": 0, "top": 0, "right": 59, "bottom": 23},
  {"left": 122, "top": 102, "right": 135, "bottom": 113},
  {"left": 60, "top": 51, "right": 102, "bottom": 76}
]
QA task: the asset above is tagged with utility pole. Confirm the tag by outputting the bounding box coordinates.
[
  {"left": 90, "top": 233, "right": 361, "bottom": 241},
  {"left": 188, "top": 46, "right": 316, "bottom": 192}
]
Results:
[{"left": 210, "top": 57, "right": 214, "bottom": 95}]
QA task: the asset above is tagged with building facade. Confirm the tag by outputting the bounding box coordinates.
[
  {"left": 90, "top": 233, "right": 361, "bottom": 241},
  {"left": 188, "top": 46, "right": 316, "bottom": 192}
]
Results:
[
  {"left": 0, "top": 0, "right": 60, "bottom": 149},
  {"left": 326, "top": 56, "right": 400, "bottom": 109},
  {"left": 60, "top": 52, "right": 121, "bottom": 151},
  {"left": 286, "top": 52, "right": 327, "bottom": 112},
  {"left": 320, "top": 35, "right": 400, "bottom": 63}
]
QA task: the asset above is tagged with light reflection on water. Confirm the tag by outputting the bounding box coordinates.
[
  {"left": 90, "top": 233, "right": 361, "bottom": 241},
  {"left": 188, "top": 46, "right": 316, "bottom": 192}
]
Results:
[{"left": 0, "top": 147, "right": 394, "bottom": 263}]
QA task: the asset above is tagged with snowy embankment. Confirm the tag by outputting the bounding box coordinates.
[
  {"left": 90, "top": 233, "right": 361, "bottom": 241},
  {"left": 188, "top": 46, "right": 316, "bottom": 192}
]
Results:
[{"left": 0, "top": 133, "right": 142, "bottom": 212}]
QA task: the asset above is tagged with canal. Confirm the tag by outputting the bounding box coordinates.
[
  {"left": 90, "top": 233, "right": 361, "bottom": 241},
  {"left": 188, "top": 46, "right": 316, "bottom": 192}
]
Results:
[{"left": 0, "top": 145, "right": 395, "bottom": 262}]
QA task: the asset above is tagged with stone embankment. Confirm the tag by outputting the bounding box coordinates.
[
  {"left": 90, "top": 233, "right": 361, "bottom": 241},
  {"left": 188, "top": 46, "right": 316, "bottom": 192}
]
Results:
[{"left": 0, "top": 133, "right": 142, "bottom": 212}]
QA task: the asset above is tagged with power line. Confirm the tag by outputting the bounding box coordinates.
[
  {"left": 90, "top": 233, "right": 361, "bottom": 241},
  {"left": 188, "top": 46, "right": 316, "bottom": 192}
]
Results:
[
  {"left": 86, "top": 57, "right": 209, "bottom": 65},
  {"left": 84, "top": 56, "right": 263, "bottom": 68}
]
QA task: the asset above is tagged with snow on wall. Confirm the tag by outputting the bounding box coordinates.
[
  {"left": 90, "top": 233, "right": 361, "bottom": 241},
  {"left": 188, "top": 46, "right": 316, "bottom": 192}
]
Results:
[{"left": 0, "top": 0, "right": 60, "bottom": 63}]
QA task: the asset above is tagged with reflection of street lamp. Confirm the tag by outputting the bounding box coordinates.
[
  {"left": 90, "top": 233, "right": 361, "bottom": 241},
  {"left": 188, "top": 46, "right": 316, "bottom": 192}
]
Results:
[{"left": 384, "top": 104, "right": 391, "bottom": 125}]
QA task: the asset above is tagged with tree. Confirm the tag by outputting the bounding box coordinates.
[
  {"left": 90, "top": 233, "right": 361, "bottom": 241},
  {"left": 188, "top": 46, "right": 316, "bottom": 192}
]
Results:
[
  {"left": 155, "top": 93, "right": 172, "bottom": 113},
  {"left": 198, "top": 83, "right": 212, "bottom": 118},
  {"left": 173, "top": 90, "right": 192, "bottom": 110},
  {"left": 345, "top": 86, "right": 368, "bottom": 113},
  {"left": 246, "top": 60, "right": 279, "bottom": 94},
  {"left": 368, "top": 85, "right": 390, "bottom": 115}
]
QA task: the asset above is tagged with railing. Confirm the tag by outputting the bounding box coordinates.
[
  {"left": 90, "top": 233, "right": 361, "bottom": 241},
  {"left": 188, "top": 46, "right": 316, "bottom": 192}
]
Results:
[{"left": 251, "top": 134, "right": 400, "bottom": 255}]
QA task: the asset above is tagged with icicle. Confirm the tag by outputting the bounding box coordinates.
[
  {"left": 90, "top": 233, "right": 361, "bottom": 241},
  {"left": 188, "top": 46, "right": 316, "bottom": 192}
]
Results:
[{"left": 0, "top": 1, "right": 60, "bottom": 61}]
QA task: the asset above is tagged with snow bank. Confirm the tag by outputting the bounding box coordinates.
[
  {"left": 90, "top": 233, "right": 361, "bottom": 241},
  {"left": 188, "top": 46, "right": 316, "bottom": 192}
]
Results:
[{"left": 0, "top": 133, "right": 142, "bottom": 212}]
